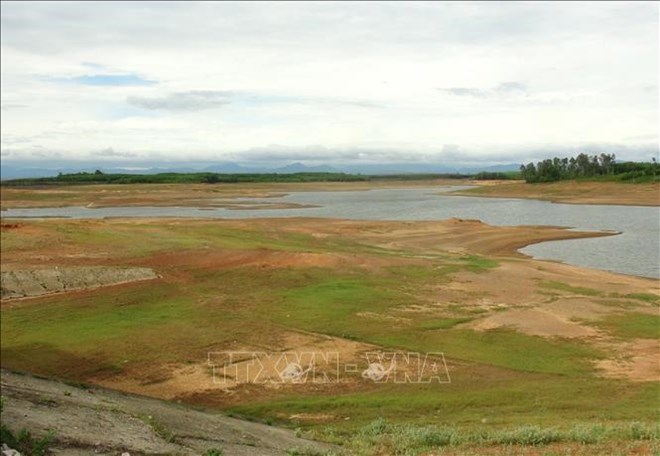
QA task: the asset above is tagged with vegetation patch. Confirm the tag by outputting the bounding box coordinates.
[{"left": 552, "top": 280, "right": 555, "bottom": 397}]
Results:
[
  {"left": 519, "top": 154, "right": 658, "bottom": 183},
  {"left": 623, "top": 293, "right": 660, "bottom": 306},
  {"left": 458, "top": 255, "right": 500, "bottom": 272},
  {"left": 420, "top": 317, "right": 474, "bottom": 330},
  {"left": 596, "top": 313, "right": 660, "bottom": 339},
  {"left": 540, "top": 281, "right": 603, "bottom": 297},
  {"left": 0, "top": 398, "right": 55, "bottom": 456}
]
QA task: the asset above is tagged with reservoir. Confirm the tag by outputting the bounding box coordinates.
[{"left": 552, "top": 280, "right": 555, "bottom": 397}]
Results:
[{"left": 2, "top": 187, "right": 659, "bottom": 278}]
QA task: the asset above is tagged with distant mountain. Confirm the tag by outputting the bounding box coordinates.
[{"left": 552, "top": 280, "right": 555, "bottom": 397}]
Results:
[
  {"left": 340, "top": 163, "right": 520, "bottom": 175},
  {"left": 477, "top": 164, "right": 521, "bottom": 173},
  {"left": 0, "top": 160, "right": 521, "bottom": 180},
  {"left": 202, "top": 163, "right": 264, "bottom": 173},
  {"left": 273, "top": 162, "right": 339, "bottom": 173},
  {"left": 0, "top": 166, "right": 61, "bottom": 180}
]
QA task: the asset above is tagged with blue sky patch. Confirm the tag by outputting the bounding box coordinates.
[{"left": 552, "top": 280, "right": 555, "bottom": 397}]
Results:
[
  {"left": 43, "top": 73, "right": 156, "bottom": 87},
  {"left": 69, "top": 74, "right": 156, "bottom": 86}
]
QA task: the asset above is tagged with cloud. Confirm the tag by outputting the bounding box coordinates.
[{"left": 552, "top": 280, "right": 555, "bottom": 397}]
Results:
[
  {"left": 91, "top": 147, "right": 137, "bottom": 158},
  {"left": 324, "top": 99, "right": 383, "bottom": 109},
  {"left": 437, "top": 82, "right": 528, "bottom": 98},
  {"left": 127, "top": 91, "right": 233, "bottom": 111},
  {"left": 1, "top": 2, "right": 656, "bottom": 163},
  {"left": 126, "top": 90, "right": 383, "bottom": 112},
  {"left": 0, "top": 135, "right": 32, "bottom": 145},
  {"left": 496, "top": 82, "right": 527, "bottom": 94},
  {"left": 1, "top": 103, "right": 27, "bottom": 110}
]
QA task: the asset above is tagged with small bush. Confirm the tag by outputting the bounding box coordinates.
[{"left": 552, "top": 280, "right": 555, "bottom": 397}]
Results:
[
  {"left": 204, "top": 449, "right": 224, "bottom": 456},
  {"left": 0, "top": 427, "right": 55, "bottom": 456},
  {"left": 492, "top": 425, "right": 562, "bottom": 446},
  {"left": 360, "top": 418, "right": 389, "bottom": 436},
  {"left": 628, "top": 422, "right": 659, "bottom": 440}
]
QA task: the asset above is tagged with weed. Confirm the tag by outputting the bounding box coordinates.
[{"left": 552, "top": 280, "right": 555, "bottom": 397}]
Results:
[
  {"left": 139, "top": 415, "right": 177, "bottom": 444},
  {"left": 204, "top": 449, "right": 224, "bottom": 456},
  {"left": 540, "top": 281, "right": 603, "bottom": 297}
]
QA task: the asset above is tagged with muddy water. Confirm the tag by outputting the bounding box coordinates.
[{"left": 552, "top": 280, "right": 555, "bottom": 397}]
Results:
[{"left": 2, "top": 186, "right": 659, "bottom": 278}]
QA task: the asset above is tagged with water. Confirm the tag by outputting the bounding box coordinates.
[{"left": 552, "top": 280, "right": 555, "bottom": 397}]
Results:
[{"left": 2, "top": 186, "right": 658, "bottom": 278}]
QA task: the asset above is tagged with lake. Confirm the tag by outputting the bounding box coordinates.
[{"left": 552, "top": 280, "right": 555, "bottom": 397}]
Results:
[{"left": 2, "top": 186, "right": 658, "bottom": 278}]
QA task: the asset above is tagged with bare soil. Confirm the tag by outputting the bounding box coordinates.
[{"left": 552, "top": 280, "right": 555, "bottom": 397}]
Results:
[
  {"left": 453, "top": 180, "right": 660, "bottom": 206},
  {"left": 0, "top": 369, "right": 336, "bottom": 455}
]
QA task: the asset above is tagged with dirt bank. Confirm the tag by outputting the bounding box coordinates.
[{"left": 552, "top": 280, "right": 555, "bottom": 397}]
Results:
[
  {"left": 227, "top": 216, "right": 616, "bottom": 258},
  {"left": 452, "top": 180, "right": 660, "bottom": 206},
  {"left": 1, "top": 267, "right": 158, "bottom": 299},
  {"left": 0, "top": 369, "right": 335, "bottom": 455}
]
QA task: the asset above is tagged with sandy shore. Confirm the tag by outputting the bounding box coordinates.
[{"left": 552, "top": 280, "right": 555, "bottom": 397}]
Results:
[{"left": 453, "top": 180, "right": 660, "bottom": 206}]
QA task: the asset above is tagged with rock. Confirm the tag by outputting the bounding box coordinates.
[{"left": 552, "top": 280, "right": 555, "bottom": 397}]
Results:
[{"left": 1, "top": 443, "right": 22, "bottom": 456}]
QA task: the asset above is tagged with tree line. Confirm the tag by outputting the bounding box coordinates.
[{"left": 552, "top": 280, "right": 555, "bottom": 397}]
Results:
[
  {"left": 519, "top": 153, "right": 658, "bottom": 183},
  {"left": 4, "top": 171, "right": 475, "bottom": 186}
]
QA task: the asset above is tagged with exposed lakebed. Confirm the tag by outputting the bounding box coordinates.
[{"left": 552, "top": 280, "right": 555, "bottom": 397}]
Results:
[{"left": 2, "top": 186, "right": 659, "bottom": 278}]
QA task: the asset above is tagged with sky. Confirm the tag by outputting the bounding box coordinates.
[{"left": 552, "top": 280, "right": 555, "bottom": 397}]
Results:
[{"left": 1, "top": 1, "right": 658, "bottom": 167}]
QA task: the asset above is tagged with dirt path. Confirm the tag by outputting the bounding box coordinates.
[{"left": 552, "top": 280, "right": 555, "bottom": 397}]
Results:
[{"left": 0, "top": 369, "right": 337, "bottom": 455}]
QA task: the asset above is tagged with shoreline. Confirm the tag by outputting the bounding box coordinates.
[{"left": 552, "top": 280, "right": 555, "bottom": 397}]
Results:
[
  {"left": 450, "top": 180, "right": 660, "bottom": 207},
  {"left": 2, "top": 179, "right": 659, "bottom": 210},
  {"left": 0, "top": 211, "right": 652, "bottom": 279}
]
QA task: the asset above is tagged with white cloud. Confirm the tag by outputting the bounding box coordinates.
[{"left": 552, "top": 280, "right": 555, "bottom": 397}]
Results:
[{"left": 1, "top": 1, "right": 657, "bottom": 164}]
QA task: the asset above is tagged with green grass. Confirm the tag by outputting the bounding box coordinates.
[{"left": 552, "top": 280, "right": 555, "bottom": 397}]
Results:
[
  {"left": 1, "top": 286, "right": 193, "bottom": 349},
  {"left": 371, "top": 329, "right": 602, "bottom": 376},
  {"left": 229, "top": 379, "right": 660, "bottom": 431},
  {"left": 274, "top": 278, "right": 399, "bottom": 336},
  {"left": 624, "top": 293, "right": 660, "bottom": 306},
  {"left": 458, "top": 255, "right": 500, "bottom": 272},
  {"left": 596, "top": 313, "right": 660, "bottom": 339},
  {"left": 540, "top": 281, "right": 603, "bottom": 297},
  {"left": 419, "top": 317, "right": 474, "bottom": 330},
  {"left": 340, "top": 419, "right": 659, "bottom": 454}
]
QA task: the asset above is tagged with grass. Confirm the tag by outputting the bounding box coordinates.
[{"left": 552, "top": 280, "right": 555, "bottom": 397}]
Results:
[
  {"left": 230, "top": 373, "right": 660, "bottom": 431},
  {"left": 1, "top": 217, "right": 658, "bottom": 454},
  {"left": 624, "top": 293, "right": 660, "bottom": 306},
  {"left": 340, "top": 419, "right": 659, "bottom": 454},
  {"left": 139, "top": 414, "right": 178, "bottom": 443},
  {"left": 540, "top": 282, "right": 660, "bottom": 307},
  {"left": 1, "top": 285, "right": 194, "bottom": 349},
  {"left": 596, "top": 313, "right": 660, "bottom": 339},
  {"left": 0, "top": 398, "right": 55, "bottom": 456},
  {"left": 419, "top": 317, "right": 474, "bottom": 330},
  {"left": 540, "top": 281, "right": 603, "bottom": 297},
  {"left": 458, "top": 255, "right": 500, "bottom": 272}
]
